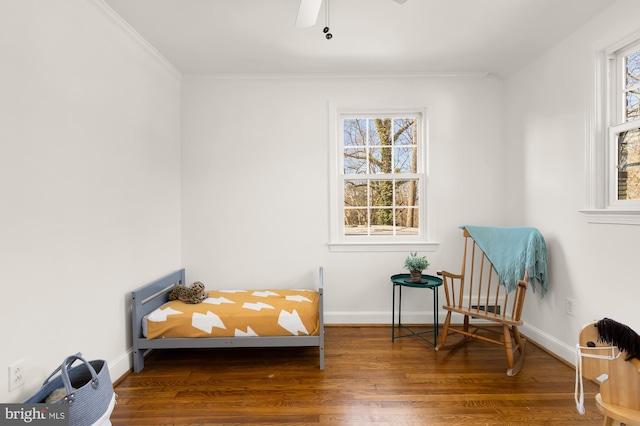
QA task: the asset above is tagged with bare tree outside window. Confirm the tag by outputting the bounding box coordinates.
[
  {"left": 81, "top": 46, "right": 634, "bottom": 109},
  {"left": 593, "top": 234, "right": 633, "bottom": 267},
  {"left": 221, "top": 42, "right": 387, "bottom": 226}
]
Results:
[
  {"left": 617, "top": 49, "right": 640, "bottom": 200},
  {"left": 342, "top": 116, "right": 420, "bottom": 236},
  {"left": 625, "top": 50, "right": 640, "bottom": 122},
  {"left": 617, "top": 128, "right": 640, "bottom": 200}
]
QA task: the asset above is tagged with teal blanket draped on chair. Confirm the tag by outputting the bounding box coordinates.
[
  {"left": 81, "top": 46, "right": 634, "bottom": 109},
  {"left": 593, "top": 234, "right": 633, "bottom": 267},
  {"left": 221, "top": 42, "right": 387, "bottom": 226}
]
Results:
[{"left": 461, "top": 225, "right": 548, "bottom": 297}]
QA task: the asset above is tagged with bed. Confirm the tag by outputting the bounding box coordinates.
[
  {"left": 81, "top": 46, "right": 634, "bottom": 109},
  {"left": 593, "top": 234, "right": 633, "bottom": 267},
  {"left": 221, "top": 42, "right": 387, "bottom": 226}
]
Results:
[{"left": 131, "top": 267, "right": 325, "bottom": 373}]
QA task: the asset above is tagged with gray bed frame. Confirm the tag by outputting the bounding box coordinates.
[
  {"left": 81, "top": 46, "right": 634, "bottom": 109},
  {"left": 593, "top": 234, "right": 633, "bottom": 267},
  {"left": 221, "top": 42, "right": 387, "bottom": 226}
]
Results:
[{"left": 131, "top": 267, "right": 325, "bottom": 373}]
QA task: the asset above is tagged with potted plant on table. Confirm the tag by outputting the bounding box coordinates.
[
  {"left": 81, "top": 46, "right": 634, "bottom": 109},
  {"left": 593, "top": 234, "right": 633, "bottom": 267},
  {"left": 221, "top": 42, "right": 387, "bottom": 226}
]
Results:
[{"left": 404, "top": 252, "right": 430, "bottom": 282}]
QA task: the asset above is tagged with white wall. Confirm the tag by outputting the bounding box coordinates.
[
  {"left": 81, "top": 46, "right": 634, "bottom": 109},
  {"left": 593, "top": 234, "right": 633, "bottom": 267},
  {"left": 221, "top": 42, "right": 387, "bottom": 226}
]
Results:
[
  {"left": 505, "top": 0, "right": 640, "bottom": 363},
  {"left": 181, "top": 74, "right": 508, "bottom": 324},
  {"left": 0, "top": 0, "right": 181, "bottom": 402}
]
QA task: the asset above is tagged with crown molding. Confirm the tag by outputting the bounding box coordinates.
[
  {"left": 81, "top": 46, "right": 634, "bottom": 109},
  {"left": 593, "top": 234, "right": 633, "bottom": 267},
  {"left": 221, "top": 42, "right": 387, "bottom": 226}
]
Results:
[{"left": 86, "top": 0, "right": 182, "bottom": 81}]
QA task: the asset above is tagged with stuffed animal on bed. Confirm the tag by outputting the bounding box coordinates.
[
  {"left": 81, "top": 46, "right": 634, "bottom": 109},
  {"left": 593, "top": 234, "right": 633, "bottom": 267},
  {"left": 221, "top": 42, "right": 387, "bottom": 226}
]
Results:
[{"left": 168, "top": 281, "right": 208, "bottom": 304}]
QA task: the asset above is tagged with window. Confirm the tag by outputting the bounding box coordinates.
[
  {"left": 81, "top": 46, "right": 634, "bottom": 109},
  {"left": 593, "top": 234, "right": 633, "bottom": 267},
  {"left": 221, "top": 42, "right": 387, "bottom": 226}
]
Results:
[
  {"left": 609, "top": 42, "right": 640, "bottom": 206},
  {"left": 329, "top": 107, "right": 435, "bottom": 251},
  {"left": 583, "top": 36, "right": 640, "bottom": 224}
]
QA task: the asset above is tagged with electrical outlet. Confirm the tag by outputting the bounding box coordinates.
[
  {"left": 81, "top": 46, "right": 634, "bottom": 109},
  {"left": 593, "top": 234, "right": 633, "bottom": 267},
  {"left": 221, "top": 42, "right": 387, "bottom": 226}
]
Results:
[
  {"left": 8, "top": 360, "right": 25, "bottom": 392},
  {"left": 566, "top": 298, "right": 575, "bottom": 317}
]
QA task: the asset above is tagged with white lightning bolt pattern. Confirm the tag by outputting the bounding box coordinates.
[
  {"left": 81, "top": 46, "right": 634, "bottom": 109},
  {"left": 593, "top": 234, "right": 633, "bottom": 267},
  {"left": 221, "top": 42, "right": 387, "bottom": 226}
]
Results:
[
  {"left": 252, "top": 290, "right": 280, "bottom": 297},
  {"left": 242, "top": 302, "right": 275, "bottom": 311},
  {"left": 286, "top": 295, "right": 312, "bottom": 303},
  {"left": 192, "top": 311, "right": 226, "bottom": 333},
  {"left": 278, "top": 309, "right": 309, "bottom": 335},
  {"left": 203, "top": 296, "right": 235, "bottom": 305},
  {"left": 235, "top": 326, "right": 259, "bottom": 337},
  {"left": 147, "top": 307, "right": 183, "bottom": 322}
]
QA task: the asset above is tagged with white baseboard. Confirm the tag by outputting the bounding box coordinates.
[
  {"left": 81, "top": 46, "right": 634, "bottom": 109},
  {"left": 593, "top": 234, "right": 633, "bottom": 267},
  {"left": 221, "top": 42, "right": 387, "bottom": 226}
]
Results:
[
  {"left": 326, "top": 311, "right": 394, "bottom": 324},
  {"left": 109, "top": 350, "right": 133, "bottom": 382},
  {"left": 521, "top": 322, "right": 576, "bottom": 366}
]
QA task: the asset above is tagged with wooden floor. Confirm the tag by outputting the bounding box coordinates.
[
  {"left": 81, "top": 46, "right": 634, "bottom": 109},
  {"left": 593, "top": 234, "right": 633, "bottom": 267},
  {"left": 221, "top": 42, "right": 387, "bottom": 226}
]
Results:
[{"left": 111, "top": 326, "right": 603, "bottom": 425}]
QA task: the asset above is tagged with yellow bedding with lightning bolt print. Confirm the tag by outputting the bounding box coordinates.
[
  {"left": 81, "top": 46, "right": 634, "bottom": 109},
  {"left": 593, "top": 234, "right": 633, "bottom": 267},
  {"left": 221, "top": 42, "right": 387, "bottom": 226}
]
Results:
[{"left": 145, "top": 289, "right": 319, "bottom": 339}]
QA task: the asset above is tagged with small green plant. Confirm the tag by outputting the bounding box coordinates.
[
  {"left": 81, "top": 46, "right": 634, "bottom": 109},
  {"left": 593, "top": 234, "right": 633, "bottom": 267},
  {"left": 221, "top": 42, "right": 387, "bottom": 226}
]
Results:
[{"left": 404, "top": 252, "right": 429, "bottom": 272}]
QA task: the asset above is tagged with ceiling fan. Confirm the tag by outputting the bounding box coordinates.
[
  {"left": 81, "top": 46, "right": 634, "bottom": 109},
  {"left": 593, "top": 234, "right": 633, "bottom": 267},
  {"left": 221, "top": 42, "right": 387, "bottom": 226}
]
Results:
[{"left": 294, "top": 0, "right": 408, "bottom": 28}]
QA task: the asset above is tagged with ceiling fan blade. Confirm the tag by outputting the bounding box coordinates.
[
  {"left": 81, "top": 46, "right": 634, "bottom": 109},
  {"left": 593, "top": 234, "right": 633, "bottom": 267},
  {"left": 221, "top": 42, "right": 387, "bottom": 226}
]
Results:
[
  {"left": 392, "top": 0, "right": 408, "bottom": 3},
  {"left": 295, "top": 0, "right": 322, "bottom": 28}
]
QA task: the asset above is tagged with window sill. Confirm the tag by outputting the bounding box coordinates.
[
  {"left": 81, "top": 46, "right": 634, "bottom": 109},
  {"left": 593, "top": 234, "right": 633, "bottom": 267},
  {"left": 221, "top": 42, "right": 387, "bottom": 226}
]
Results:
[
  {"left": 328, "top": 241, "right": 440, "bottom": 253},
  {"left": 579, "top": 209, "right": 640, "bottom": 225}
]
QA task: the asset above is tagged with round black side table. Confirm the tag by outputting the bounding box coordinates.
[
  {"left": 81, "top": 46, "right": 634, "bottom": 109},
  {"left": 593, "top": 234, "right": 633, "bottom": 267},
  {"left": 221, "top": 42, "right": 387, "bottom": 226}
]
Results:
[{"left": 390, "top": 273, "right": 442, "bottom": 347}]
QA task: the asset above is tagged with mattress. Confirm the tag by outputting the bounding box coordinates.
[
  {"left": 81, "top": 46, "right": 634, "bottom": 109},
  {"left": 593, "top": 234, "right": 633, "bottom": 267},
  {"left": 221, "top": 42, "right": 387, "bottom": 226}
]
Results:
[{"left": 144, "top": 289, "right": 320, "bottom": 339}]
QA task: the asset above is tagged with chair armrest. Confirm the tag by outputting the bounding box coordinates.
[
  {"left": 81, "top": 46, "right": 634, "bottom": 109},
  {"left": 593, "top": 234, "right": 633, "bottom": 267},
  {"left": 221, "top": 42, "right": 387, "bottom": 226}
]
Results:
[{"left": 437, "top": 270, "right": 463, "bottom": 279}]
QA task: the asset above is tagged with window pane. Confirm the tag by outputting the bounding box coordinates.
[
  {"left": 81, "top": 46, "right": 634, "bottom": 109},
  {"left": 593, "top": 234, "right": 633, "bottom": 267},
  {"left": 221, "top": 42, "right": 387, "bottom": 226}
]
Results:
[
  {"left": 393, "top": 118, "right": 416, "bottom": 146},
  {"left": 344, "top": 148, "right": 367, "bottom": 174},
  {"left": 369, "top": 118, "right": 390, "bottom": 147},
  {"left": 368, "top": 147, "right": 392, "bottom": 174},
  {"left": 371, "top": 208, "right": 394, "bottom": 234},
  {"left": 627, "top": 91, "right": 640, "bottom": 122},
  {"left": 626, "top": 51, "right": 640, "bottom": 87},
  {"left": 343, "top": 119, "right": 366, "bottom": 147},
  {"left": 370, "top": 180, "right": 393, "bottom": 209},
  {"left": 395, "top": 208, "right": 419, "bottom": 235},
  {"left": 617, "top": 127, "right": 640, "bottom": 200},
  {"left": 344, "top": 209, "right": 368, "bottom": 235},
  {"left": 344, "top": 180, "right": 367, "bottom": 207},
  {"left": 395, "top": 180, "right": 419, "bottom": 207},
  {"left": 393, "top": 147, "right": 415, "bottom": 173}
]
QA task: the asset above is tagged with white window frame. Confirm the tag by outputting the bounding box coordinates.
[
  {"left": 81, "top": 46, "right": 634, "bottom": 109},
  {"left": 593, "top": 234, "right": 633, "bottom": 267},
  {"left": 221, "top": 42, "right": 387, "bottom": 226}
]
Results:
[
  {"left": 328, "top": 104, "right": 438, "bottom": 252},
  {"left": 582, "top": 32, "right": 640, "bottom": 225}
]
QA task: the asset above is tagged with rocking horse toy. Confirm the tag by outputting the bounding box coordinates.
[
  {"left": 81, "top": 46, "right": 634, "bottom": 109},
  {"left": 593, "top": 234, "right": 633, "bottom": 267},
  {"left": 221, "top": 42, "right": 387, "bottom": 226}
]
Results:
[{"left": 575, "top": 317, "right": 640, "bottom": 426}]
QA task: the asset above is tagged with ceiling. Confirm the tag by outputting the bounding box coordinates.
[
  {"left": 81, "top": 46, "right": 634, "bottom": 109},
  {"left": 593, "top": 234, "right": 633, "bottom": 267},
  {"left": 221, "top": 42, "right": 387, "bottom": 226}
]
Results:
[{"left": 102, "top": 0, "right": 613, "bottom": 78}]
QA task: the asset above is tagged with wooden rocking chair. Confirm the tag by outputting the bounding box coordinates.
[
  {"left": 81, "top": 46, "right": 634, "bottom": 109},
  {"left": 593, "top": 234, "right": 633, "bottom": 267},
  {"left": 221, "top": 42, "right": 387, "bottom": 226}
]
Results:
[
  {"left": 436, "top": 226, "right": 546, "bottom": 376},
  {"left": 577, "top": 319, "right": 640, "bottom": 426}
]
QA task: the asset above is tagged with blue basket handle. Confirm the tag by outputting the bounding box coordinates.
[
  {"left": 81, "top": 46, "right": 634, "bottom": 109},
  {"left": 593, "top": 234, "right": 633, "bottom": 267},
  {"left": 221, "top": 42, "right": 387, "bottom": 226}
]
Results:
[
  {"left": 40, "top": 352, "right": 82, "bottom": 387},
  {"left": 41, "top": 353, "right": 99, "bottom": 404},
  {"left": 59, "top": 354, "right": 99, "bottom": 404}
]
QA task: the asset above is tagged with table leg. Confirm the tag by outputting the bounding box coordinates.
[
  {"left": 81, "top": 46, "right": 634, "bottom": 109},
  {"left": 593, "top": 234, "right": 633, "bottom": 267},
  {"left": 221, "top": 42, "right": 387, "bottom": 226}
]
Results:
[
  {"left": 433, "top": 286, "right": 438, "bottom": 344},
  {"left": 391, "top": 284, "right": 395, "bottom": 342},
  {"left": 398, "top": 284, "right": 402, "bottom": 328}
]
